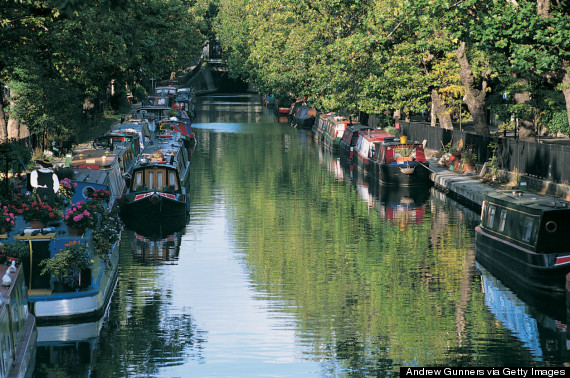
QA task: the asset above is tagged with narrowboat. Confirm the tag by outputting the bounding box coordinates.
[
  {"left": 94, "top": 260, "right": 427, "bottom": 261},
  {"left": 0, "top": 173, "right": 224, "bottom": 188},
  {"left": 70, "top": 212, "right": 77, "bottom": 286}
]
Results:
[
  {"left": 339, "top": 123, "right": 372, "bottom": 162},
  {"left": 112, "top": 121, "right": 153, "bottom": 149},
  {"left": 22, "top": 229, "right": 121, "bottom": 324},
  {"left": 119, "top": 127, "right": 191, "bottom": 222},
  {"left": 369, "top": 137, "right": 431, "bottom": 186},
  {"left": 290, "top": 102, "right": 317, "bottom": 129},
  {"left": 475, "top": 190, "right": 570, "bottom": 299},
  {"left": 132, "top": 105, "right": 171, "bottom": 129},
  {"left": 155, "top": 85, "right": 178, "bottom": 100},
  {"left": 311, "top": 112, "right": 328, "bottom": 142},
  {"left": 322, "top": 114, "right": 356, "bottom": 152},
  {"left": 174, "top": 88, "right": 196, "bottom": 119},
  {"left": 67, "top": 143, "right": 131, "bottom": 209},
  {"left": 157, "top": 117, "right": 196, "bottom": 148},
  {"left": 0, "top": 261, "right": 37, "bottom": 377},
  {"left": 353, "top": 129, "right": 393, "bottom": 175},
  {"left": 144, "top": 95, "right": 170, "bottom": 107}
]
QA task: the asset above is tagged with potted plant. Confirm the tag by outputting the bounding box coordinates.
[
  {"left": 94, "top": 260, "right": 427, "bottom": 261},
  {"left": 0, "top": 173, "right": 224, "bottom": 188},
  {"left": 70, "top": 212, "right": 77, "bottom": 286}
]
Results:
[
  {"left": 39, "top": 240, "right": 93, "bottom": 291},
  {"left": 64, "top": 201, "right": 96, "bottom": 235},
  {"left": 0, "top": 205, "right": 15, "bottom": 234},
  {"left": 19, "top": 197, "right": 60, "bottom": 228},
  {"left": 88, "top": 188, "right": 110, "bottom": 203},
  {"left": 55, "top": 178, "right": 77, "bottom": 207}
]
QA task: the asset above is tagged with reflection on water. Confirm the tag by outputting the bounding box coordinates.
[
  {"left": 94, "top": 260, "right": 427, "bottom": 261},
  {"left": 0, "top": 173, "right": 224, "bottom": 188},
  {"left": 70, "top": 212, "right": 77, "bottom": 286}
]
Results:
[{"left": 32, "top": 93, "right": 570, "bottom": 376}]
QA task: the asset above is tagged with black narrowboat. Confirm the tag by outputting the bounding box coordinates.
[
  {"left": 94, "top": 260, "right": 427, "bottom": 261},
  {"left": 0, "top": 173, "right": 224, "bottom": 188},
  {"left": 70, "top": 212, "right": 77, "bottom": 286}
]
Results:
[
  {"left": 119, "top": 129, "right": 191, "bottom": 222},
  {"left": 476, "top": 190, "right": 570, "bottom": 298}
]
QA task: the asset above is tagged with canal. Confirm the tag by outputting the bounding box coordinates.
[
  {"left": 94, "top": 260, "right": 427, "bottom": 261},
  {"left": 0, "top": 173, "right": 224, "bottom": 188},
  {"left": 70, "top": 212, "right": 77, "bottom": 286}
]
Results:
[{"left": 32, "top": 93, "right": 570, "bottom": 377}]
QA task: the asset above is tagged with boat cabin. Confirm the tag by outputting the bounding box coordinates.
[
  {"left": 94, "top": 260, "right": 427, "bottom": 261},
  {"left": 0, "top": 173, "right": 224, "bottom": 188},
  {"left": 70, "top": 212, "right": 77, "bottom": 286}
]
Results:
[
  {"left": 68, "top": 147, "right": 126, "bottom": 206},
  {"left": 372, "top": 140, "right": 428, "bottom": 164},
  {"left": 339, "top": 124, "right": 372, "bottom": 159},
  {"left": 480, "top": 190, "right": 570, "bottom": 253}
]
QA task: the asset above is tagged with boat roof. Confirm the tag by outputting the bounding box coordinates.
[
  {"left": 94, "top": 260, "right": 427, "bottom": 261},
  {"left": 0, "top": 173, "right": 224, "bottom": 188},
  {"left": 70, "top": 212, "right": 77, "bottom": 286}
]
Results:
[
  {"left": 69, "top": 148, "right": 119, "bottom": 170},
  {"left": 485, "top": 190, "right": 570, "bottom": 213},
  {"left": 360, "top": 130, "right": 393, "bottom": 142},
  {"left": 133, "top": 133, "right": 186, "bottom": 170},
  {"left": 345, "top": 124, "right": 371, "bottom": 132}
]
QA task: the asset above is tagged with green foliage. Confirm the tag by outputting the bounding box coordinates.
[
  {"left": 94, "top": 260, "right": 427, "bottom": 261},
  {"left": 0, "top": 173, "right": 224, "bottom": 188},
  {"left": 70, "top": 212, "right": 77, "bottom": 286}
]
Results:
[{"left": 1, "top": 241, "right": 29, "bottom": 260}]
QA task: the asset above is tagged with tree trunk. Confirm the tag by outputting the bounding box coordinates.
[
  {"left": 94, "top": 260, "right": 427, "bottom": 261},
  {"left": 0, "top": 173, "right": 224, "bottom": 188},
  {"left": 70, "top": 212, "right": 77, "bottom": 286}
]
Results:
[
  {"left": 7, "top": 118, "right": 21, "bottom": 139},
  {"left": 562, "top": 61, "right": 570, "bottom": 137},
  {"left": 513, "top": 76, "right": 535, "bottom": 141},
  {"left": 431, "top": 89, "right": 453, "bottom": 129},
  {"left": 537, "top": 0, "right": 550, "bottom": 18},
  {"left": 0, "top": 99, "right": 7, "bottom": 142},
  {"left": 456, "top": 41, "right": 490, "bottom": 135}
]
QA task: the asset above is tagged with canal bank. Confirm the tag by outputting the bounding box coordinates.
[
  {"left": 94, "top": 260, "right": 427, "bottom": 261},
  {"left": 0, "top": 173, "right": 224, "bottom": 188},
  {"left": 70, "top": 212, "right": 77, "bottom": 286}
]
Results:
[{"left": 426, "top": 155, "right": 570, "bottom": 212}]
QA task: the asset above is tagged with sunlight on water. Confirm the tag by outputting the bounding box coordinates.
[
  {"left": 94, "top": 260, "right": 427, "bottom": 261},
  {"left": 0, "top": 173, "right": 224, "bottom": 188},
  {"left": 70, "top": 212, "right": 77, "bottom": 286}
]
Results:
[{"left": 32, "top": 93, "right": 570, "bottom": 377}]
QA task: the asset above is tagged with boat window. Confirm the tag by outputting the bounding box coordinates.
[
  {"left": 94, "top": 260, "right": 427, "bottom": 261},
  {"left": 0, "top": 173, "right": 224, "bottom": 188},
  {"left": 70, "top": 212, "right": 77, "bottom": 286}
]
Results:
[
  {"left": 486, "top": 206, "right": 496, "bottom": 228},
  {"left": 157, "top": 171, "right": 163, "bottom": 188},
  {"left": 134, "top": 171, "right": 143, "bottom": 189},
  {"left": 498, "top": 209, "right": 507, "bottom": 232},
  {"left": 169, "top": 171, "right": 178, "bottom": 190},
  {"left": 522, "top": 216, "right": 535, "bottom": 243},
  {"left": 148, "top": 171, "right": 154, "bottom": 189}
]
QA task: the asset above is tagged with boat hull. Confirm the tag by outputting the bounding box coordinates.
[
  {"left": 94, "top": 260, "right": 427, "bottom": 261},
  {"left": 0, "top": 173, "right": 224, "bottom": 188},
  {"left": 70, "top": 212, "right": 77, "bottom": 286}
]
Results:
[
  {"left": 29, "top": 238, "right": 120, "bottom": 324},
  {"left": 120, "top": 191, "right": 189, "bottom": 221},
  {"left": 475, "top": 225, "right": 570, "bottom": 298},
  {"left": 378, "top": 162, "right": 431, "bottom": 186}
]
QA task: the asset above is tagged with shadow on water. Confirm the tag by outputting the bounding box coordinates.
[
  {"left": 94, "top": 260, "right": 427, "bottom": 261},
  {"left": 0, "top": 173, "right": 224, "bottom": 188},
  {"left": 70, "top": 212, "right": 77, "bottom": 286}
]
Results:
[{"left": 32, "top": 92, "right": 570, "bottom": 376}]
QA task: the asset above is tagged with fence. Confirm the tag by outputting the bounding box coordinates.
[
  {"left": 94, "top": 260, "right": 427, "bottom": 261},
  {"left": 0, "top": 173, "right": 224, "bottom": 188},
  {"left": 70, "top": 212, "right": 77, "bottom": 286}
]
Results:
[{"left": 398, "top": 121, "right": 570, "bottom": 184}]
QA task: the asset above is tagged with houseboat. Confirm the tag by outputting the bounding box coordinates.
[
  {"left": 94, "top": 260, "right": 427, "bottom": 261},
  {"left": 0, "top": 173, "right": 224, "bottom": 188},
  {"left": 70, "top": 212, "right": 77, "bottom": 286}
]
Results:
[
  {"left": 132, "top": 105, "right": 171, "bottom": 129},
  {"left": 67, "top": 143, "right": 131, "bottom": 209},
  {"left": 290, "top": 102, "right": 317, "bottom": 129},
  {"left": 174, "top": 88, "right": 196, "bottom": 119},
  {"left": 475, "top": 190, "right": 570, "bottom": 300},
  {"left": 119, "top": 127, "right": 191, "bottom": 223},
  {"left": 353, "top": 129, "right": 393, "bottom": 175},
  {"left": 0, "top": 262, "right": 37, "bottom": 377},
  {"left": 369, "top": 137, "right": 431, "bottom": 186},
  {"left": 111, "top": 122, "right": 153, "bottom": 151},
  {"left": 339, "top": 123, "right": 372, "bottom": 162},
  {"left": 321, "top": 114, "right": 356, "bottom": 152},
  {"left": 144, "top": 95, "right": 170, "bottom": 107},
  {"left": 156, "top": 117, "right": 196, "bottom": 148},
  {"left": 311, "top": 112, "right": 333, "bottom": 143}
]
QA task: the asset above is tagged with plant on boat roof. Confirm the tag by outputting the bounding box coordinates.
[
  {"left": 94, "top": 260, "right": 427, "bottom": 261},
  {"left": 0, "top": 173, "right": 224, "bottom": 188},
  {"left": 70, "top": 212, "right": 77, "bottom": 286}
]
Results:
[
  {"left": 93, "top": 211, "right": 121, "bottom": 255},
  {"left": 64, "top": 201, "right": 96, "bottom": 229},
  {"left": 1, "top": 240, "right": 29, "bottom": 260},
  {"left": 39, "top": 240, "right": 93, "bottom": 286},
  {"left": 18, "top": 195, "right": 60, "bottom": 223},
  {"left": 88, "top": 188, "right": 110, "bottom": 201}
]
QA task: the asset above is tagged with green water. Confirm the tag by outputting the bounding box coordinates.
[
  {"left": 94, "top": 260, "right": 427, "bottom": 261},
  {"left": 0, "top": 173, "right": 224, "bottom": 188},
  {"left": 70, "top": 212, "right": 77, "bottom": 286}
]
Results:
[{"left": 32, "top": 94, "right": 570, "bottom": 377}]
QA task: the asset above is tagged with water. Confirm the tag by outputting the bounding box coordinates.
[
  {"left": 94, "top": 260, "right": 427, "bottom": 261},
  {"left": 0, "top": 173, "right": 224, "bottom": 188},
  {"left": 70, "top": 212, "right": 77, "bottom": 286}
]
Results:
[{"left": 31, "top": 94, "right": 570, "bottom": 377}]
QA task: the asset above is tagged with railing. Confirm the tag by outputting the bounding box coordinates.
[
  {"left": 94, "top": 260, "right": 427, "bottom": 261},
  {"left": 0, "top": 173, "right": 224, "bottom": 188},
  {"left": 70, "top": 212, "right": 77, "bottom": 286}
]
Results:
[{"left": 399, "top": 121, "right": 570, "bottom": 183}]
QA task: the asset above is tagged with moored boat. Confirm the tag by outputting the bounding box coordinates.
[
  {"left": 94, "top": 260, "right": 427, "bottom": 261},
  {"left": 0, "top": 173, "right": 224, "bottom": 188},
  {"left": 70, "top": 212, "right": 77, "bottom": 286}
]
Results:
[
  {"left": 339, "top": 123, "right": 372, "bottom": 162},
  {"left": 353, "top": 129, "right": 393, "bottom": 175},
  {"left": 475, "top": 190, "right": 570, "bottom": 300},
  {"left": 156, "top": 117, "right": 196, "bottom": 148},
  {"left": 321, "top": 114, "right": 355, "bottom": 152},
  {"left": 0, "top": 261, "right": 37, "bottom": 377},
  {"left": 290, "top": 102, "right": 317, "bottom": 129},
  {"left": 119, "top": 127, "right": 191, "bottom": 222},
  {"left": 369, "top": 137, "right": 431, "bottom": 186},
  {"left": 67, "top": 144, "right": 131, "bottom": 209}
]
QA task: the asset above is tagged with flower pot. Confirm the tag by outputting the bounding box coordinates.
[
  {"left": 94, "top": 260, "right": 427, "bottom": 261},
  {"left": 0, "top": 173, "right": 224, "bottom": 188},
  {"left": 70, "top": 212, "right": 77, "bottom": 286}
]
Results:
[
  {"left": 30, "top": 220, "right": 47, "bottom": 229},
  {"left": 67, "top": 225, "right": 86, "bottom": 236}
]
